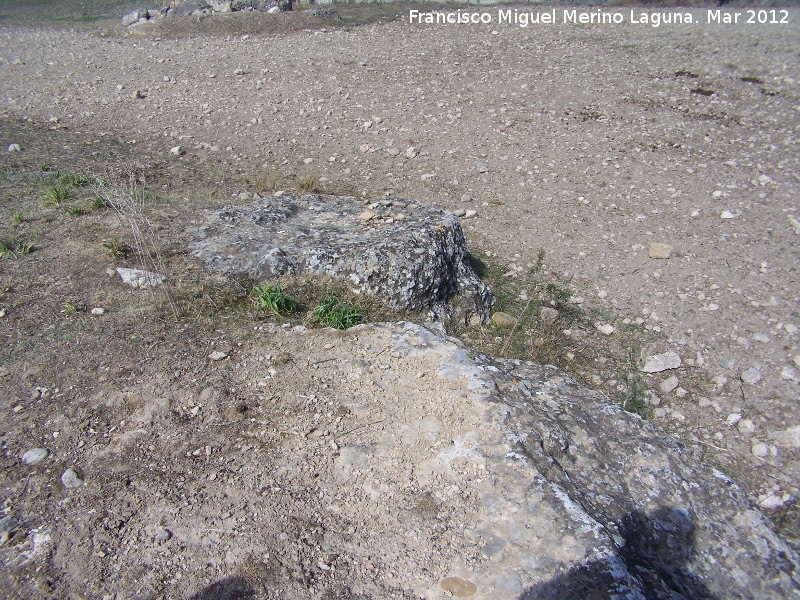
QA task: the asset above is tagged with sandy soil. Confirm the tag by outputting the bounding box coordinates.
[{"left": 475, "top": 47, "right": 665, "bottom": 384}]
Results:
[{"left": 0, "top": 4, "right": 799, "bottom": 597}]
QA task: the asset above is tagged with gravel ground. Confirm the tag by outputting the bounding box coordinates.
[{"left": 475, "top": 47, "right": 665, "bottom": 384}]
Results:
[{"left": 0, "top": 2, "right": 799, "bottom": 587}]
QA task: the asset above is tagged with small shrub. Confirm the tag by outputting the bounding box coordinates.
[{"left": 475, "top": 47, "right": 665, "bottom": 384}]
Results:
[
  {"left": 12, "top": 213, "right": 23, "bottom": 227},
  {"left": 59, "top": 172, "right": 93, "bottom": 187},
  {"left": 296, "top": 175, "right": 319, "bottom": 195},
  {"left": 102, "top": 238, "right": 131, "bottom": 259},
  {"left": 311, "top": 296, "right": 366, "bottom": 329},
  {"left": 43, "top": 182, "right": 76, "bottom": 205},
  {"left": 251, "top": 284, "right": 297, "bottom": 317},
  {"left": 92, "top": 196, "right": 110, "bottom": 210},
  {"left": 66, "top": 205, "right": 89, "bottom": 217},
  {"left": 0, "top": 237, "right": 34, "bottom": 259}
]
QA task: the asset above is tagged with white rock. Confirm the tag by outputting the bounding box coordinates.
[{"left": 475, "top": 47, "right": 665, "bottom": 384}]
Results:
[
  {"left": 659, "top": 376, "right": 679, "bottom": 394},
  {"left": 788, "top": 216, "right": 800, "bottom": 235},
  {"left": 90, "top": 307, "right": 105, "bottom": 316},
  {"left": 640, "top": 351, "right": 681, "bottom": 373},
  {"left": 737, "top": 419, "right": 755, "bottom": 434},
  {"left": 303, "top": 157, "right": 313, "bottom": 164},
  {"left": 752, "top": 333, "right": 770, "bottom": 343},
  {"left": 386, "top": 148, "right": 400, "bottom": 157},
  {"left": 751, "top": 443, "right": 769, "bottom": 458},
  {"left": 785, "top": 323, "right": 798, "bottom": 335},
  {"left": 463, "top": 209, "right": 477, "bottom": 218},
  {"left": 7, "top": 143, "right": 21, "bottom": 152},
  {"left": 476, "top": 161, "right": 489, "bottom": 173},
  {"left": 405, "top": 146, "right": 419, "bottom": 158},
  {"left": 720, "top": 211, "right": 736, "bottom": 219},
  {"left": 452, "top": 209, "right": 466, "bottom": 218},
  {"left": 116, "top": 268, "right": 163, "bottom": 289},
  {"left": 209, "top": 351, "right": 228, "bottom": 361},
  {"left": 61, "top": 468, "right": 83, "bottom": 488},
  {"left": 597, "top": 324, "right": 615, "bottom": 336},
  {"left": 794, "top": 356, "right": 800, "bottom": 369},
  {"left": 781, "top": 366, "right": 798, "bottom": 381},
  {"left": 22, "top": 448, "right": 49, "bottom": 465},
  {"left": 770, "top": 425, "right": 800, "bottom": 448},
  {"left": 757, "top": 492, "right": 792, "bottom": 510},
  {"left": 169, "top": 146, "right": 185, "bottom": 156},
  {"left": 741, "top": 368, "right": 762, "bottom": 385},
  {"left": 727, "top": 413, "right": 742, "bottom": 426}
]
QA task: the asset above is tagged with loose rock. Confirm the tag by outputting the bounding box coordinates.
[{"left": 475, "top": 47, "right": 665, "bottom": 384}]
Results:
[
  {"left": 7, "top": 143, "right": 21, "bottom": 152},
  {"left": 741, "top": 368, "right": 762, "bottom": 385},
  {"left": 116, "top": 268, "right": 163, "bottom": 289},
  {"left": 61, "top": 468, "right": 83, "bottom": 489},
  {"left": 649, "top": 243, "right": 674, "bottom": 259},
  {"left": 640, "top": 351, "right": 682, "bottom": 373},
  {"left": 491, "top": 312, "right": 517, "bottom": 328},
  {"left": 22, "top": 448, "right": 49, "bottom": 466},
  {"left": 659, "top": 375, "right": 679, "bottom": 394},
  {"left": 540, "top": 307, "right": 559, "bottom": 326}
]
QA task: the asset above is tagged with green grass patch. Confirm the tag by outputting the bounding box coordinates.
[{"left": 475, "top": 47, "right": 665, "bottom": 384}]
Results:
[
  {"left": 251, "top": 284, "right": 297, "bottom": 318},
  {"left": 311, "top": 296, "right": 366, "bottom": 330},
  {"left": 43, "top": 182, "right": 76, "bottom": 205}
]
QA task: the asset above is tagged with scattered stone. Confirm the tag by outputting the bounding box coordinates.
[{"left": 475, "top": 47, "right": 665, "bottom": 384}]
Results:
[
  {"left": 452, "top": 209, "right": 466, "bottom": 218},
  {"left": 7, "top": 143, "right": 21, "bottom": 152},
  {"left": 751, "top": 443, "right": 769, "bottom": 458},
  {"left": 640, "top": 351, "right": 681, "bottom": 373},
  {"left": 405, "top": 146, "right": 419, "bottom": 158},
  {"left": 786, "top": 323, "right": 798, "bottom": 335},
  {"left": 90, "top": 307, "right": 105, "bottom": 316},
  {"left": 155, "top": 527, "right": 172, "bottom": 541},
  {"left": 356, "top": 210, "right": 375, "bottom": 222},
  {"left": 753, "top": 333, "right": 770, "bottom": 343},
  {"left": 659, "top": 375, "right": 679, "bottom": 394},
  {"left": 788, "top": 216, "right": 800, "bottom": 235},
  {"left": 169, "top": 145, "right": 185, "bottom": 156},
  {"left": 794, "top": 356, "right": 800, "bottom": 369},
  {"left": 386, "top": 147, "right": 400, "bottom": 157},
  {"left": 727, "top": 413, "right": 742, "bottom": 426},
  {"left": 720, "top": 211, "right": 736, "bottom": 219},
  {"left": 781, "top": 366, "right": 798, "bottom": 381},
  {"left": 648, "top": 243, "right": 673, "bottom": 259},
  {"left": 741, "top": 368, "right": 762, "bottom": 385},
  {"left": 540, "top": 307, "right": 559, "bottom": 326},
  {"left": 61, "top": 468, "right": 83, "bottom": 488},
  {"left": 303, "top": 157, "right": 313, "bottom": 164},
  {"left": 440, "top": 576, "right": 477, "bottom": 597},
  {"left": 738, "top": 419, "right": 756, "bottom": 434},
  {"left": 0, "top": 513, "right": 20, "bottom": 545},
  {"left": 209, "top": 351, "right": 228, "bottom": 361},
  {"left": 476, "top": 161, "right": 488, "bottom": 173},
  {"left": 597, "top": 323, "right": 615, "bottom": 335},
  {"left": 675, "top": 387, "right": 688, "bottom": 398},
  {"left": 116, "top": 268, "right": 163, "bottom": 289},
  {"left": 22, "top": 448, "right": 49, "bottom": 466},
  {"left": 491, "top": 312, "right": 517, "bottom": 328},
  {"left": 122, "top": 9, "right": 145, "bottom": 26},
  {"left": 771, "top": 426, "right": 800, "bottom": 449}
]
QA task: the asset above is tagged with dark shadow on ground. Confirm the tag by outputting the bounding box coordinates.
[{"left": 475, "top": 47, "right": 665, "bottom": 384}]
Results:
[
  {"left": 189, "top": 575, "right": 255, "bottom": 600},
  {"left": 520, "top": 506, "right": 717, "bottom": 600}
]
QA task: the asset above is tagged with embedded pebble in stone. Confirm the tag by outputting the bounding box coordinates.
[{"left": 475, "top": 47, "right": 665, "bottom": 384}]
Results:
[
  {"left": 491, "top": 312, "right": 517, "bottom": 328},
  {"left": 155, "top": 527, "right": 172, "bottom": 542},
  {"left": 540, "top": 307, "right": 559, "bottom": 326},
  {"left": 209, "top": 351, "right": 228, "bottom": 361},
  {"left": 61, "top": 468, "right": 83, "bottom": 488},
  {"left": 90, "top": 307, "right": 105, "bottom": 316},
  {"left": 7, "top": 143, "right": 21, "bottom": 152},
  {"left": 440, "top": 576, "right": 477, "bottom": 597},
  {"left": 22, "top": 448, "right": 49, "bottom": 465},
  {"left": 659, "top": 375, "right": 679, "bottom": 394},
  {"left": 648, "top": 243, "right": 674, "bottom": 259},
  {"left": 741, "top": 368, "right": 762, "bottom": 385},
  {"left": 752, "top": 443, "right": 769, "bottom": 458},
  {"left": 640, "top": 351, "right": 681, "bottom": 373}
]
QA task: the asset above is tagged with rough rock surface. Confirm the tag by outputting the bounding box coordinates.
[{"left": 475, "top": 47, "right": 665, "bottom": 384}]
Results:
[
  {"left": 189, "top": 194, "right": 495, "bottom": 323},
  {"left": 2, "top": 321, "right": 796, "bottom": 599}
]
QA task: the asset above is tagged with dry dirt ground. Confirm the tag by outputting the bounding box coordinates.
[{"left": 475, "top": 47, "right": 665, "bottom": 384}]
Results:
[{"left": 0, "top": 3, "right": 799, "bottom": 598}]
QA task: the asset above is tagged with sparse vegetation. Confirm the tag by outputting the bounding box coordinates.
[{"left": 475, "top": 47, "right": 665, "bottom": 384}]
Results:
[
  {"left": 0, "top": 236, "right": 34, "bottom": 259},
  {"left": 43, "top": 182, "right": 76, "bottom": 205},
  {"left": 251, "top": 284, "right": 297, "bottom": 317},
  {"left": 311, "top": 296, "right": 366, "bottom": 329},
  {"left": 66, "top": 205, "right": 89, "bottom": 217},
  {"left": 295, "top": 175, "right": 320, "bottom": 195},
  {"left": 102, "top": 238, "right": 132, "bottom": 259},
  {"left": 11, "top": 212, "right": 23, "bottom": 227}
]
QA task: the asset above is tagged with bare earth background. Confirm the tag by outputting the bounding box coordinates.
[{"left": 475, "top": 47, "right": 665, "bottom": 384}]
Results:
[{"left": 0, "top": 3, "right": 799, "bottom": 598}]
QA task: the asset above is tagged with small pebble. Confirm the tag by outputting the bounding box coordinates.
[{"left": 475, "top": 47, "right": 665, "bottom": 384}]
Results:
[
  {"left": 90, "top": 307, "right": 105, "bottom": 316},
  {"left": 597, "top": 324, "right": 615, "bottom": 336},
  {"left": 22, "top": 448, "right": 49, "bottom": 466},
  {"left": 209, "top": 351, "right": 228, "bottom": 361},
  {"left": 155, "top": 527, "right": 172, "bottom": 541},
  {"left": 7, "top": 144, "right": 21, "bottom": 152},
  {"left": 659, "top": 376, "right": 679, "bottom": 394},
  {"left": 752, "top": 443, "right": 769, "bottom": 458},
  {"left": 61, "top": 468, "right": 83, "bottom": 488},
  {"left": 741, "top": 368, "right": 762, "bottom": 385}
]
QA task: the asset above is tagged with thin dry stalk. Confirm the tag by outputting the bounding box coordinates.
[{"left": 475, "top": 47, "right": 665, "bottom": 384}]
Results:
[{"left": 96, "top": 175, "right": 179, "bottom": 320}]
